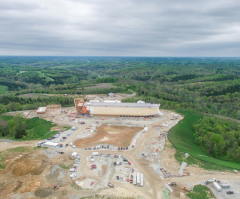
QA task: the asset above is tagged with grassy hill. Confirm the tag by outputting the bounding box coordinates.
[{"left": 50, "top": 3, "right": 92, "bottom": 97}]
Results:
[
  {"left": 0, "top": 116, "right": 57, "bottom": 140},
  {"left": 168, "top": 110, "right": 240, "bottom": 170}
]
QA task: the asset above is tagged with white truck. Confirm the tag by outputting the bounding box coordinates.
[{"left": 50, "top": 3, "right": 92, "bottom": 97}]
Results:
[
  {"left": 133, "top": 172, "right": 137, "bottom": 185},
  {"left": 213, "top": 182, "right": 222, "bottom": 192},
  {"left": 137, "top": 172, "right": 140, "bottom": 186},
  {"left": 140, "top": 173, "right": 144, "bottom": 187},
  {"left": 91, "top": 152, "right": 99, "bottom": 156}
]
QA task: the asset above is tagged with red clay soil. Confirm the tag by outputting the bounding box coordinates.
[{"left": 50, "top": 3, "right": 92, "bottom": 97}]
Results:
[{"left": 74, "top": 124, "right": 143, "bottom": 147}]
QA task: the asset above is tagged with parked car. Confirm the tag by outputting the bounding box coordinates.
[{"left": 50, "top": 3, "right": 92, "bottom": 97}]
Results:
[
  {"left": 127, "top": 178, "right": 129, "bottom": 182},
  {"left": 114, "top": 162, "right": 116, "bottom": 166},
  {"left": 227, "top": 191, "right": 234, "bottom": 194},
  {"left": 130, "top": 179, "right": 133, "bottom": 183},
  {"left": 90, "top": 181, "right": 94, "bottom": 186},
  {"left": 118, "top": 147, "right": 120, "bottom": 150},
  {"left": 128, "top": 161, "right": 131, "bottom": 165},
  {"left": 70, "top": 173, "right": 77, "bottom": 178},
  {"left": 126, "top": 147, "right": 128, "bottom": 150},
  {"left": 108, "top": 183, "right": 114, "bottom": 188},
  {"left": 69, "top": 168, "right": 76, "bottom": 172},
  {"left": 116, "top": 176, "right": 119, "bottom": 180}
]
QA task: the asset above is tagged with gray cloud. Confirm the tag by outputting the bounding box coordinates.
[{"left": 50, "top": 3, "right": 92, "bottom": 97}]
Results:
[{"left": 0, "top": 0, "right": 240, "bottom": 56}]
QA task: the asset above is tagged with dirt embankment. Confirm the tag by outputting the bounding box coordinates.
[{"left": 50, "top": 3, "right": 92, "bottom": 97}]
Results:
[{"left": 74, "top": 124, "right": 143, "bottom": 148}]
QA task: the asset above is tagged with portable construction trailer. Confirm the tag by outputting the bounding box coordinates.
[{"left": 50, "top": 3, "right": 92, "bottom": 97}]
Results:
[
  {"left": 133, "top": 172, "right": 137, "bottom": 185},
  {"left": 140, "top": 173, "right": 144, "bottom": 187},
  {"left": 137, "top": 172, "right": 140, "bottom": 186},
  {"left": 213, "top": 182, "right": 222, "bottom": 192},
  {"left": 43, "top": 142, "right": 59, "bottom": 148},
  {"left": 221, "top": 184, "right": 230, "bottom": 189}
]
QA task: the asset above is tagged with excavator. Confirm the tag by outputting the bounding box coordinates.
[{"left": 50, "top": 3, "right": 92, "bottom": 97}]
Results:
[
  {"left": 182, "top": 186, "right": 190, "bottom": 192},
  {"left": 45, "top": 184, "right": 59, "bottom": 189}
]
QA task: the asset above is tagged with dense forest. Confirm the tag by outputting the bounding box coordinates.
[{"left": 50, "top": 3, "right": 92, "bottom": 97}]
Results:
[
  {"left": 0, "top": 56, "right": 240, "bottom": 119},
  {"left": 194, "top": 116, "right": 240, "bottom": 163}
]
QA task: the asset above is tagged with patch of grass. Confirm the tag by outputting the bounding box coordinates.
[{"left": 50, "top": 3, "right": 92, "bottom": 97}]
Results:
[
  {"left": 187, "top": 185, "right": 215, "bottom": 199},
  {"left": 61, "top": 164, "right": 72, "bottom": 170},
  {"left": 7, "top": 146, "right": 30, "bottom": 153},
  {"left": 0, "top": 146, "right": 33, "bottom": 169},
  {"left": 0, "top": 116, "right": 56, "bottom": 140},
  {"left": 0, "top": 163, "right": 6, "bottom": 169},
  {"left": 168, "top": 110, "right": 240, "bottom": 170},
  {"left": 0, "top": 85, "right": 8, "bottom": 94}
]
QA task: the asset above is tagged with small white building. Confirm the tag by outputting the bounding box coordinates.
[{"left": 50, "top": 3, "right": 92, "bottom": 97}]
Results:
[{"left": 43, "top": 142, "right": 59, "bottom": 148}]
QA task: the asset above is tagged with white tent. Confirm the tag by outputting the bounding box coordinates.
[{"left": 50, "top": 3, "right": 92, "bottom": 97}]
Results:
[{"left": 72, "top": 152, "right": 78, "bottom": 157}]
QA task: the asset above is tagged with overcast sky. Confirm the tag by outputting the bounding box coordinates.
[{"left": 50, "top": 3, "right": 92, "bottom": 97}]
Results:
[{"left": 0, "top": 0, "right": 240, "bottom": 56}]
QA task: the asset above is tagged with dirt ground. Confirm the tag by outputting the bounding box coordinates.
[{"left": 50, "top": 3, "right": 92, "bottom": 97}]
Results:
[{"left": 74, "top": 124, "right": 143, "bottom": 148}]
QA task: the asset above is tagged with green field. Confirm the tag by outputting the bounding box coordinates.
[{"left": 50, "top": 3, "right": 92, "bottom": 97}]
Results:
[
  {"left": 187, "top": 185, "right": 215, "bottom": 199},
  {"left": 0, "top": 85, "right": 8, "bottom": 94},
  {"left": 0, "top": 116, "right": 57, "bottom": 140},
  {"left": 168, "top": 110, "right": 240, "bottom": 170}
]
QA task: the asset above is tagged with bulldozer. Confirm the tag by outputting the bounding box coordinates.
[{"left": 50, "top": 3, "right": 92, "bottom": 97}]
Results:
[{"left": 182, "top": 186, "right": 190, "bottom": 192}]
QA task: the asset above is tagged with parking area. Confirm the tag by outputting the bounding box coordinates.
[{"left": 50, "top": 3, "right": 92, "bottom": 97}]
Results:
[{"left": 207, "top": 180, "right": 240, "bottom": 199}]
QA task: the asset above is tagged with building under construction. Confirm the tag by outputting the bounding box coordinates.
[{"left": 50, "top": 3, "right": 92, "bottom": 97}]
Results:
[{"left": 74, "top": 98, "right": 161, "bottom": 117}]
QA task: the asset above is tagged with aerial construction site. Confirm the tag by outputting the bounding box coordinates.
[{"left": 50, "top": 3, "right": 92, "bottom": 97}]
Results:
[{"left": 0, "top": 93, "right": 239, "bottom": 199}]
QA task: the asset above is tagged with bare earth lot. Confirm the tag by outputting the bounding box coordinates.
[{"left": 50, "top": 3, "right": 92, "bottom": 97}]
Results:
[{"left": 74, "top": 124, "right": 143, "bottom": 148}]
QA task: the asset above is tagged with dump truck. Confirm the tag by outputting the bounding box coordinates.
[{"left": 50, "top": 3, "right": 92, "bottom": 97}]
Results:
[{"left": 182, "top": 186, "right": 190, "bottom": 192}]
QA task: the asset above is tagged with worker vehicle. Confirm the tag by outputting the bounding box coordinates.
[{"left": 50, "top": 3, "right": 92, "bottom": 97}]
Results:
[
  {"left": 182, "top": 186, "right": 190, "bottom": 192},
  {"left": 70, "top": 173, "right": 77, "bottom": 178},
  {"left": 108, "top": 183, "right": 114, "bottom": 188},
  {"left": 227, "top": 191, "right": 234, "bottom": 194},
  {"left": 69, "top": 168, "right": 76, "bottom": 172},
  {"left": 168, "top": 182, "right": 176, "bottom": 186}
]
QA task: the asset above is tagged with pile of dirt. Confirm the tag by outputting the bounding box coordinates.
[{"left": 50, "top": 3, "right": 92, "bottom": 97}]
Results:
[
  {"left": 46, "top": 164, "right": 70, "bottom": 186},
  {"left": 74, "top": 124, "right": 142, "bottom": 147},
  {"left": 34, "top": 187, "right": 52, "bottom": 198},
  {"left": 9, "top": 153, "right": 47, "bottom": 176}
]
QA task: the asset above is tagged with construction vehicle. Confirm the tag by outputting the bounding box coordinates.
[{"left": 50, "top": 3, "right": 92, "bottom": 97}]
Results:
[
  {"left": 45, "top": 184, "right": 59, "bottom": 189},
  {"left": 182, "top": 186, "right": 190, "bottom": 192},
  {"left": 168, "top": 182, "right": 176, "bottom": 186},
  {"left": 69, "top": 156, "right": 75, "bottom": 160}
]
